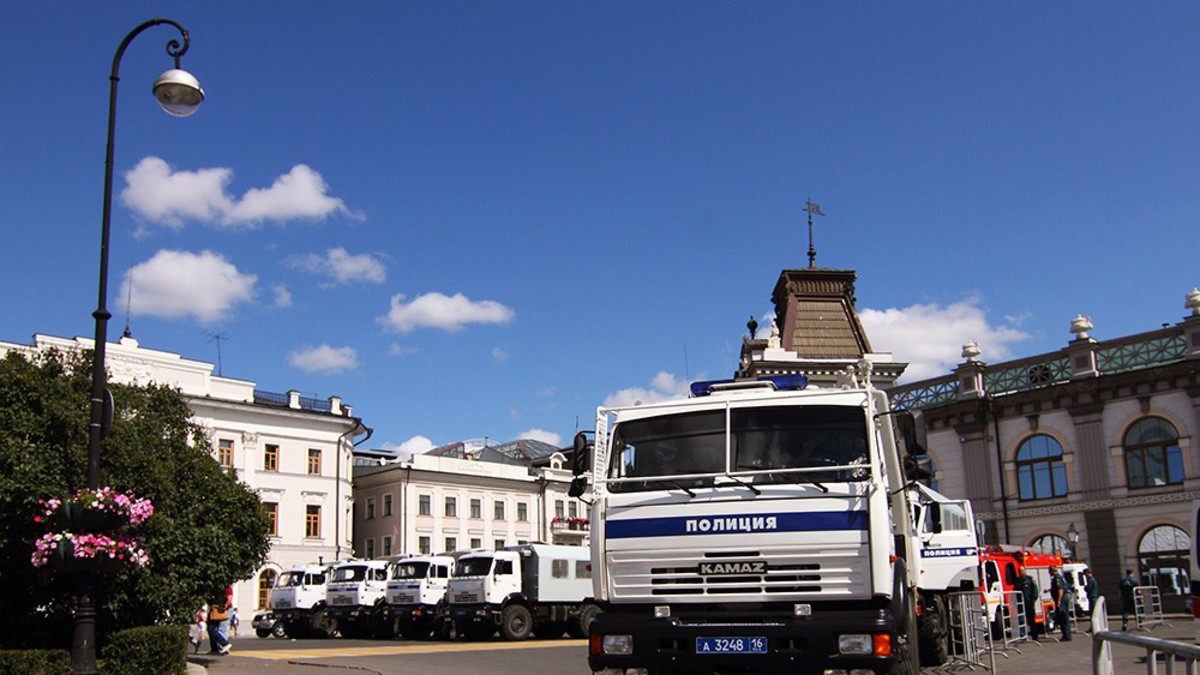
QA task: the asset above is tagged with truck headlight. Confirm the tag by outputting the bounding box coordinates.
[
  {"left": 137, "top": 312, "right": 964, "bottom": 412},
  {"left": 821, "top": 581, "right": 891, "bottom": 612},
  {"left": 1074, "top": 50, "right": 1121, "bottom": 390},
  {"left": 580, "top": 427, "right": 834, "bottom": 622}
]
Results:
[
  {"left": 601, "top": 634, "right": 633, "bottom": 655},
  {"left": 837, "top": 634, "right": 873, "bottom": 655}
]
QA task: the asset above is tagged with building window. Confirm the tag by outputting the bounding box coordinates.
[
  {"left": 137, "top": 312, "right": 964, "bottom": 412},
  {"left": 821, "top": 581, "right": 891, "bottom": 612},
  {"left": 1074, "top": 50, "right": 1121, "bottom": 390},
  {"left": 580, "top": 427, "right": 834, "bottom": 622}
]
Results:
[
  {"left": 305, "top": 505, "right": 321, "bottom": 538},
  {"left": 1029, "top": 534, "right": 1070, "bottom": 558},
  {"left": 555, "top": 499, "right": 564, "bottom": 519},
  {"left": 307, "top": 448, "right": 321, "bottom": 475},
  {"left": 1124, "top": 417, "right": 1184, "bottom": 489},
  {"left": 366, "top": 498, "right": 376, "bottom": 520},
  {"left": 470, "top": 498, "right": 482, "bottom": 519},
  {"left": 494, "top": 538, "right": 506, "bottom": 550},
  {"left": 264, "top": 444, "right": 279, "bottom": 472},
  {"left": 517, "top": 502, "right": 528, "bottom": 521},
  {"left": 470, "top": 538, "right": 482, "bottom": 549},
  {"left": 263, "top": 502, "right": 278, "bottom": 536},
  {"left": 257, "top": 569, "right": 277, "bottom": 610},
  {"left": 365, "top": 538, "right": 376, "bottom": 559},
  {"left": 568, "top": 501, "right": 578, "bottom": 519},
  {"left": 383, "top": 494, "right": 393, "bottom": 516},
  {"left": 383, "top": 536, "right": 392, "bottom": 556},
  {"left": 445, "top": 537, "right": 457, "bottom": 552},
  {"left": 418, "top": 494, "right": 431, "bottom": 516},
  {"left": 1015, "top": 434, "right": 1068, "bottom": 500},
  {"left": 218, "top": 438, "right": 234, "bottom": 468},
  {"left": 445, "top": 496, "right": 457, "bottom": 517},
  {"left": 419, "top": 536, "right": 431, "bottom": 554},
  {"left": 1138, "top": 525, "right": 1191, "bottom": 596},
  {"left": 494, "top": 501, "right": 505, "bottom": 520}
]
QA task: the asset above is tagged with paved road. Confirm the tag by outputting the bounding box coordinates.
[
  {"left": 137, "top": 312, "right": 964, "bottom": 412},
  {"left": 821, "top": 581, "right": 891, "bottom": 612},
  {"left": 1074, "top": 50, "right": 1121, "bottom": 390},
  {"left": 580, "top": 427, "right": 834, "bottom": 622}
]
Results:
[{"left": 189, "top": 618, "right": 1196, "bottom": 674}]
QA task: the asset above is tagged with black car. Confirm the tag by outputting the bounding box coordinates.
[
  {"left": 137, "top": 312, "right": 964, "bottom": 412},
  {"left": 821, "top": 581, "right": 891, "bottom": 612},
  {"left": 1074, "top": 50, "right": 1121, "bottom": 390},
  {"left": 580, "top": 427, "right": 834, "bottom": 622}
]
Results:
[{"left": 252, "top": 611, "right": 286, "bottom": 638}]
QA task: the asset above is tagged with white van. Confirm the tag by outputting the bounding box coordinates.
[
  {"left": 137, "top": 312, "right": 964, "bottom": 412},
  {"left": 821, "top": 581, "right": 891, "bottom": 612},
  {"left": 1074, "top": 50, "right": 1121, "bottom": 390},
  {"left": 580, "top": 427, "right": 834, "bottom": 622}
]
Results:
[{"left": 1062, "top": 562, "right": 1091, "bottom": 616}]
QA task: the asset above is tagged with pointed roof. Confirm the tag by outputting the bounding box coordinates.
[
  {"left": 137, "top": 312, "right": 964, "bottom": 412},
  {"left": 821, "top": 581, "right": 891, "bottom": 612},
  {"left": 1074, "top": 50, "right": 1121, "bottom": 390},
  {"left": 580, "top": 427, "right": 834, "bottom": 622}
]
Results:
[{"left": 771, "top": 268, "right": 873, "bottom": 358}]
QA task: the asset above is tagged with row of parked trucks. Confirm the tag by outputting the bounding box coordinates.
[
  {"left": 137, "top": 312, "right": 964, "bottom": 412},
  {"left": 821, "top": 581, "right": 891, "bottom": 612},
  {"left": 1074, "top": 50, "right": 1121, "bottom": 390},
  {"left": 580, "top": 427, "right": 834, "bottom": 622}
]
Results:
[{"left": 265, "top": 544, "right": 603, "bottom": 641}]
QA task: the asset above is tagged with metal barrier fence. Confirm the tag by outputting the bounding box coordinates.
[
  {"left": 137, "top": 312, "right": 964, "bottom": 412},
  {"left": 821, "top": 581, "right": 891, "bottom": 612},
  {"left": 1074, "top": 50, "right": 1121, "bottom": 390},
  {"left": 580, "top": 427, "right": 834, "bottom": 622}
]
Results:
[
  {"left": 1134, "top": 585, "right": 1174, "bottom": 632},
  {"left": 940, "top": 591, "right": 998, "bottom": 672},
  {"left": 1091, "top": 596, "right": 1200, "bottom": 675},
  {"left": 992, "top": 590, "right": 1036, "bottom": 652}
]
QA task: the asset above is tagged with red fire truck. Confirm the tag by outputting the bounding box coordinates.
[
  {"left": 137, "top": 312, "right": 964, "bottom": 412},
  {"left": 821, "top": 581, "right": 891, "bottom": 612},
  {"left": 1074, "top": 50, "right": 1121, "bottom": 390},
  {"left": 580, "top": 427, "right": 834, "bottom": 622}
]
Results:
[{"left": 980, "top": 545, "right": 1062, "bottom": 637}]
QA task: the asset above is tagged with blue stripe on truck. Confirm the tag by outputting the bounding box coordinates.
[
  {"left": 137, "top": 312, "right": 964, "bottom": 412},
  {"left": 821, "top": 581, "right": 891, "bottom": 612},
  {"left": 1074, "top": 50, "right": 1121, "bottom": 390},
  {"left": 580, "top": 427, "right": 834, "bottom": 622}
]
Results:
[{"left": 605, "top": 511, "right": 868, "bottom": 539}]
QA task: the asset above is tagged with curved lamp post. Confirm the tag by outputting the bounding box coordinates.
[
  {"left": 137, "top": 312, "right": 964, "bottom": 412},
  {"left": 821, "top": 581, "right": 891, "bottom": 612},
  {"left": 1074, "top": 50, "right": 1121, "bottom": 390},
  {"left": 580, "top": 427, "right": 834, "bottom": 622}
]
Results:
[{"left": 77, "top": 19, "right": 202, "bottom": 675}]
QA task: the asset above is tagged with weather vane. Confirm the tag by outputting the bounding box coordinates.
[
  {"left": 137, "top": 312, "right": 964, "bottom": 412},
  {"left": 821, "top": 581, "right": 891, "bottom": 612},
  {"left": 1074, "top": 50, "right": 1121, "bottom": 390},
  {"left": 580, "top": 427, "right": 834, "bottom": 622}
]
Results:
[{"left": 805, "top": 199, "right": 825, "bottom": 268}]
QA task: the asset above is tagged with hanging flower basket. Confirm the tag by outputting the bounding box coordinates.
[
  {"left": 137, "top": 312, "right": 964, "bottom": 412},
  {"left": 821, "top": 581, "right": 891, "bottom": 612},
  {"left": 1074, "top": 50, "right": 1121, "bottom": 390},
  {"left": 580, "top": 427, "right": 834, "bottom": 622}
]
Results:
[{"left": 31, "top": 487, "right": 153, "bottom": 575}]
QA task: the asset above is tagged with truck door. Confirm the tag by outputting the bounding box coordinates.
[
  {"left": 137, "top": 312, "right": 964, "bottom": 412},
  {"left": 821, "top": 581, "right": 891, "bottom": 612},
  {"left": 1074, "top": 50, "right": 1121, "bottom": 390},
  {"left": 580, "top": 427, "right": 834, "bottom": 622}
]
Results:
[{"left": 983, "top": 560, "right": 1001, "bottom": 621}]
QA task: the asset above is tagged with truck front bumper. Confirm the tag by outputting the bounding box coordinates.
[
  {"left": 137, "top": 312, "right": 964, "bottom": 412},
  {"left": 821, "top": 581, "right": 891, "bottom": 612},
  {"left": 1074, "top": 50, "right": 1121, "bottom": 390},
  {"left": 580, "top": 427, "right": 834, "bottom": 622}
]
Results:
[
  {"left": 451, "top": 603, "right": 499, "bottom": 626},
  {"left": 587, "top": 608, "right": 898, "bottom": 675}
]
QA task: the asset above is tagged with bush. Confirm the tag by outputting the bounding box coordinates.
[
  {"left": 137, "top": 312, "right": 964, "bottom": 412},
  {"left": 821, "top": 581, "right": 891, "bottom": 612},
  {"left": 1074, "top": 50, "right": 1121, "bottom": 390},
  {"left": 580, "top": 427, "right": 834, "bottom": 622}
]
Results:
[
  {"left": 99, "top": 625, "right": 188, "bottom": 675},
  {"left": 0, "top": 649, "right": 71, "bottom": 675}
]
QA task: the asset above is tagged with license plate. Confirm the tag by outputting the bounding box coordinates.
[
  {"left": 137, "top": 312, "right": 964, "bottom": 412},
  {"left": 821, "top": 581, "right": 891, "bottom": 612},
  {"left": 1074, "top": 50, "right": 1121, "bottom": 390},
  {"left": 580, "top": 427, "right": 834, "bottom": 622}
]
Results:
[{"left": 696, "top": 637, "right": 767, "bottom": 654}]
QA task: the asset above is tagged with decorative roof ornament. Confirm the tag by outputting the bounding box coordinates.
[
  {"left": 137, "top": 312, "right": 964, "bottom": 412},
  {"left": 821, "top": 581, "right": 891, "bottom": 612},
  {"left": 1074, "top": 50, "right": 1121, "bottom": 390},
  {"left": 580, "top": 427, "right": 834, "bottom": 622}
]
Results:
[
  {"left": 961, "top": 341, "right": 981, "bottom": 363},
  {"left": 1186, "top": 288, "right": 1200, "bottom": 316},
  {"left": 767, "top": 319, "right": 782, "bottom": 349},
  {"left": 1070, "top": 314, "right": 1094, "bottom": 340}
]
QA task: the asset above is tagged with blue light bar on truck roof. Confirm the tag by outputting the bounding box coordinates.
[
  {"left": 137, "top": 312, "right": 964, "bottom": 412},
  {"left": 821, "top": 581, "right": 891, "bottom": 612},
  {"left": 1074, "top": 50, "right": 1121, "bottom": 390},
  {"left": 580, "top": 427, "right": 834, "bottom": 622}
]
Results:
[{"left": 689, "top": 373, "right": 809, "bottom": 397}]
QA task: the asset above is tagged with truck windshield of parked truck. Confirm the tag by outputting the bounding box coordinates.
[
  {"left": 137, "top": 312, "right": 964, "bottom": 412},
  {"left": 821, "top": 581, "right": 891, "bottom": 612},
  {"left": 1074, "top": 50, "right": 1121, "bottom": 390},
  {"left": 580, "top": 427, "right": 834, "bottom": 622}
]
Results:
[
  {"left": 277, "top": 570, "right": 323, "bottom": 587},
  {"left": 606, "top": 405, "right": 870, "bottom": 492},
  {"left": 392, "top": 561, "right": 431, "bottom": 580},
  {"left": 332, "top": 565, "right": 371, "bottom": 583},
  {"left": 455, "top": 557, "right": 494, "bottom": 577}
]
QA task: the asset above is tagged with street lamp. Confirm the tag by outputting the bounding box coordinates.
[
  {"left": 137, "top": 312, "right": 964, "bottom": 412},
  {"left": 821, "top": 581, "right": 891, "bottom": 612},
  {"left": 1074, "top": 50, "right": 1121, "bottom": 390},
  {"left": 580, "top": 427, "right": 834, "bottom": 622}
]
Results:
[
  {"left": 1066, "top": 522, "right": 1080, "bottom": 562},
  {"left": 78, "top": 18, "right": 202, "bottom": 675}
]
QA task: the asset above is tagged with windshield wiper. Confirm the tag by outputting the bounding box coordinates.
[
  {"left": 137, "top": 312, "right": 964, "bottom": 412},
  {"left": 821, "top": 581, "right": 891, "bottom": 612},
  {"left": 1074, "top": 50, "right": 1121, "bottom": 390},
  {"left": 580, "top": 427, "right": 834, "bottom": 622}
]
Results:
[
  {"left": 714, "top": 474, "right": 760, "bottom": 495},
  {"left": 772, "top": 472, "right": 829, "bottom": 493},
  {"left": 648, "top": 480, "right": 695, "bottom": 497}
]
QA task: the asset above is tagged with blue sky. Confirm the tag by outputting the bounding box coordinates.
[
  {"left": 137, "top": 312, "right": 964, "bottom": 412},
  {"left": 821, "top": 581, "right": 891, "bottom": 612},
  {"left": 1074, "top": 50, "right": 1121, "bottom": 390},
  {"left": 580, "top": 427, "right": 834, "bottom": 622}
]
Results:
[{"left": 2, "top": 3, "right": 1197, "bottom": 457}]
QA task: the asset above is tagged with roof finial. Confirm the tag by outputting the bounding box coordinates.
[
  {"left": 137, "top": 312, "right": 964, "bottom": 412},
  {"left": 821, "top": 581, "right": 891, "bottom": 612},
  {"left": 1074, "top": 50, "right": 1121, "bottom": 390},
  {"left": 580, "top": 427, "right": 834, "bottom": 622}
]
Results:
[{"left": 805, "top": 199, "right": 825, "bottom": 268}]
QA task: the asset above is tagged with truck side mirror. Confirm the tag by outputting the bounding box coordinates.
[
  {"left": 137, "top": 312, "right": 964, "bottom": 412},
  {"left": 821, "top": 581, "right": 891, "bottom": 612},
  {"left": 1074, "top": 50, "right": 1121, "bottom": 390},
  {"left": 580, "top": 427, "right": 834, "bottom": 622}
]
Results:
[
  {"left": 572, "top": 431, "right": 592, "bottom": 477},
  {"left": 568, "top": 476, "right": 587, "bottom": 499},
  {"left": 903, "top": 455, "right": 933, "bottom": 482},
  {"left": 895, "top": 410, "right": 928, "bottom": 456}
]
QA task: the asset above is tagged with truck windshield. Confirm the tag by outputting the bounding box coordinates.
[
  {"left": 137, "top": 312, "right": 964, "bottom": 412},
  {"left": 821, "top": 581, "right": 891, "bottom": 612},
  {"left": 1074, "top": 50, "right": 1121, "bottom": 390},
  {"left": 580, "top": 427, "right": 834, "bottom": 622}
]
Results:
[
  {"left": 331, "top": 565, "right": 368, "bottom": 582},
  {"left": 455, "top": 557, "right": 493, "bottom": 577},
  {"left": 392, "top": 561, "right": 431, "bottom": 580},
  {"left": 277, "top": 571, "right": 304, "bottom": 587},
  {"left": 607, "top": 405, "right": 869, "bottom": 492}
]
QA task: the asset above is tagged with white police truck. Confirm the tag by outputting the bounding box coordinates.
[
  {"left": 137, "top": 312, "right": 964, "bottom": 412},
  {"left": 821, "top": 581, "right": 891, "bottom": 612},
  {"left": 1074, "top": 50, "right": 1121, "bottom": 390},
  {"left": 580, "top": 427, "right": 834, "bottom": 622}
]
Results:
[
  {"left": 570, "top": 365, "right": 975, "bottom": 675},
  {"left": 382, "top": 553, "right": 455, "bottom": 640},
  {"left": 269, "top": 563, "right": 336, "bottom": 639}
]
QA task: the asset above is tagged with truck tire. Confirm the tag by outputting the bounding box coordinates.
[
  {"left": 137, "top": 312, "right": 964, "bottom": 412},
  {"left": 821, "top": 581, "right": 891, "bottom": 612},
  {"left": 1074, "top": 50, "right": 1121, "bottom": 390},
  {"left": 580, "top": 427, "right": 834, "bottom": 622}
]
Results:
[
  {"left": 567, "top": 604, "right": 601, "bottom": 638},
  {"left": 889, "top": 587, "right": 920, "bottom": 675},
  {"left": 271, "top": 621, "right": 287, "bottom": 639},
  {"left": 917, "top": 594, "right": 948, "bottom": 667},
  {"left": 500, "top": 604, "right": 534, "bottom": 641},
  {"left": 255, "top": 628, "right": 271, "bottom": 638}
]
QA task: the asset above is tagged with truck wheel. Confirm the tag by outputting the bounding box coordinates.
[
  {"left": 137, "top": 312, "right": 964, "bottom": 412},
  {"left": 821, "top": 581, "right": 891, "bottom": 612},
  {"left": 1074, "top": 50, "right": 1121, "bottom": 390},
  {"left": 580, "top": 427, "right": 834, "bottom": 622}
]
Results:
[
  {"left": 256, "top": 628, "right": 271, "bottom": 638},
  {"left": 567, "top": 604, "right": 601, "bottom": 638},
  {"left": 271, "top": 621, "right": 287, "bottom": 639},
  {"left": 889, "top": 578, "right": 919, "bottom": 675},
  {"left": 500, "top": 605, "right": 534, "bottom": 641},
  {"left": 917, "top": 594, "right": 948, "bottom": 667}
]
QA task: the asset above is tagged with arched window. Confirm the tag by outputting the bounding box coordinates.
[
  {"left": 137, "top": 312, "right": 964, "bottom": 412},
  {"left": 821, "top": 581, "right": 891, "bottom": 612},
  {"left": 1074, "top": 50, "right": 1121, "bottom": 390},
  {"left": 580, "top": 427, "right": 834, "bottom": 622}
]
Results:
[
  {"left": 1138, "top": 525, "right": 1190, "bottom": 596},
  {"left": 257, "top": 568, "right": 277, "bottom": 610},
  {"left": 1124, "top": 417, "right": 1183, "bottom": 489},
  {"left": 1029, "top": 534, "right": 1069, "bottom": 557},
  {"left": 1015, "top": 434, "right": 1068, "bottom": 500}
]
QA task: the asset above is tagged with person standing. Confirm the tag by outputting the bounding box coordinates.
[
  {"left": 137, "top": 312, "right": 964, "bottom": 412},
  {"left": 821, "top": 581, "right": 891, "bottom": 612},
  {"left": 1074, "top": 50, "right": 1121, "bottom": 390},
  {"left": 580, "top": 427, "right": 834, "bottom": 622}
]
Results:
[
  {"left": 229, "top": 606, "right": 239, "bottom": 638},
  {"left": 189, "top": 606, "right": 206, "bottom": 653},
  {"left": 1119, "top": 568, "right": 1139, "bottom": 631},
  {"left": 1083, "top": 569, "right": 1101, "bottom": 619},
  {"left": 1049, "top": 565, "right": 1073, "bottom": 641},
  {"left": 1016, "top": 565, "right": 1040, "bottom": 639},
  {"left": 206, "top": 593, "right": 232, "bottom": 655}
]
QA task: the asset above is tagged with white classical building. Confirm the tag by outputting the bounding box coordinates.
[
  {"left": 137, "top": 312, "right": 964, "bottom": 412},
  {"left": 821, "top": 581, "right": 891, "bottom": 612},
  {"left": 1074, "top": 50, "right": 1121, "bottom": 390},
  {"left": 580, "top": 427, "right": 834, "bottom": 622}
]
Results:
[
  {"left": 353, "top": 439, "right": 591, "bottom": 557},
  {"left": 0, "top": 334, "right": 367, "bottom": 613}
]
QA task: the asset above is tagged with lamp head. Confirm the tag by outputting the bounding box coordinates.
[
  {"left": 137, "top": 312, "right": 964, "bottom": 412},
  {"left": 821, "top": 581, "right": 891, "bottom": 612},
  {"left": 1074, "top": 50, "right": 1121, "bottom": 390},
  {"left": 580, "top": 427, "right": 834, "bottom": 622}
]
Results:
[{"left": 153, "top": 68, "right": 204, "bottom": 117}]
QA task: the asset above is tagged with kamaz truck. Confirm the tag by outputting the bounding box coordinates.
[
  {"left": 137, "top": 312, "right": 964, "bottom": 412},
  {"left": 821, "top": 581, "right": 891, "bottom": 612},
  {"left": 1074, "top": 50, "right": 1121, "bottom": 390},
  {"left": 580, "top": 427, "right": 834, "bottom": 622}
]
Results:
[
  {"left": 326, "top": 558, "right": 391, "bottom": 638},
  {"left": 269, "top": 563, "right": 336, "bottom": 639},
  {"left": 381, "top": 554, "right": 455, "bottom": 640},
  {"left": 447, "top": 544, "right": 602, "bottom": 641},
  {"left": 570, "top": 365, "right": 976, "bottom": 675}
]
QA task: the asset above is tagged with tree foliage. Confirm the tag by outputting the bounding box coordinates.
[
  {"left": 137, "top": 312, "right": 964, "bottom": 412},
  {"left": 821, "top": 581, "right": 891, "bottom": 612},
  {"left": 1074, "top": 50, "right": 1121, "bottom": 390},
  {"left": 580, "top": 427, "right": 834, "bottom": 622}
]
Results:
[{"left": 0, "top": 348, "right": 270, "bottom": 648}]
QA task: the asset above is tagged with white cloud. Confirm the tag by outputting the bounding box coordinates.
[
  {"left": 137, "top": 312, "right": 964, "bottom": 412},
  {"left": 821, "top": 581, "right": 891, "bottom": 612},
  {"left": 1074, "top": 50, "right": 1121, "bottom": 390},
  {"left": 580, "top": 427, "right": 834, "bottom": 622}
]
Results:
[
  {"left": 517, "top": 428, "right": 562, "bottom": 446},
  {"left": 389, "top": 343, "right": 419, "bottom": 356},
  {"left": 603, "top": 371, "right": 691, "bottom": 407},
  {"left": 123, "top": 249, "right": 256, "bottom": 324},
  {"left": 288, "top": 344, "right": 360, "bottom": 374},
  {"left": 859, "top": 296, "right": 1031, "bottom": 382},
  {"left": 378, "top": 292, "right": 515, "bottom": 333},
  {"left": 120, "top": 157, "right": 360, "bottom": 229},
  {"left": 287, "top": 247, "right": 386, "bottom": 285},
  {"left": 492, "top": 347, "right": 509, "bottom": 363},
  {"left": 272, "top": 284, "right": 293, "bottom": 308},
  {"left": 385, "top": 435, "right": 436, "bottom": 462}
]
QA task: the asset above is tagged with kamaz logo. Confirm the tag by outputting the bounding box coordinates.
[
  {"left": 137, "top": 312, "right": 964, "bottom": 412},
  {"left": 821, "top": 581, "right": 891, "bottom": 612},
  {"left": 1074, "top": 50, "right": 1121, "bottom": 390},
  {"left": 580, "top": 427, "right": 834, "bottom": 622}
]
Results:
[{"left": 699, "top": 561, "right": 767, "bottom": 575}]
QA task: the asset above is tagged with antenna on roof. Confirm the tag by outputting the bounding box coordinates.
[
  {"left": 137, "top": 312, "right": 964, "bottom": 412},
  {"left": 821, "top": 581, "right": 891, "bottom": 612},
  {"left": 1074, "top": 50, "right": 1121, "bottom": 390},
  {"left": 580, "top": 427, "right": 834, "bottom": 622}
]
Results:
[
  {"left": 204, "top": 331, "right": 231, "bottom": 376},
  {"left": 122, "top": 272, "right": 134, "bottom": 339}
]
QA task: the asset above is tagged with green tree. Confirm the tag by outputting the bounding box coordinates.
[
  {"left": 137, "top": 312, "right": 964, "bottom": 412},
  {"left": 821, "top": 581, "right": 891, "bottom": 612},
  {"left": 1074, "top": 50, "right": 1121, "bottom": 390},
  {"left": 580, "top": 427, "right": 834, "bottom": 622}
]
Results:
[{"left": 0, "top": 348, "right": 270, "bottom": 648}]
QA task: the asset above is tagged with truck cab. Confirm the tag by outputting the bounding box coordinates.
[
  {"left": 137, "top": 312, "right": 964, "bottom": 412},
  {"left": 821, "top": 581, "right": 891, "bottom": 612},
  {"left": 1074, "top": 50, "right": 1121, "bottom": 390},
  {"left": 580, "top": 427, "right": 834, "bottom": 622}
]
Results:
[
  {"left": 383, "top": 554, "right": 454, "bottom": 640},
  {"left": 269, "top": 564, "right": 334, "bottom": 639},
  {"left": 448, "top": 549, "right": 522, "bottom": 640},
  {"left": 326, "top": 558, "right": 391, "bottom": 638}
]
